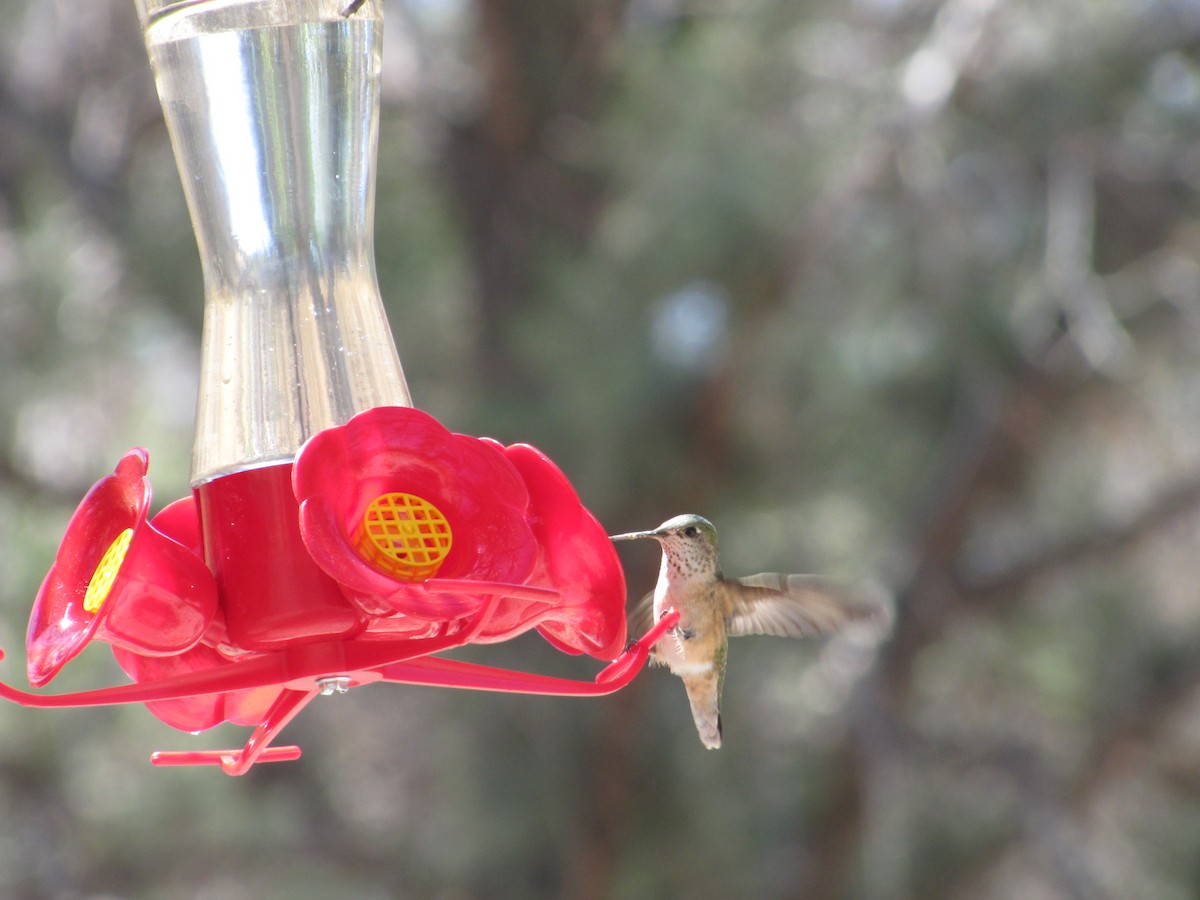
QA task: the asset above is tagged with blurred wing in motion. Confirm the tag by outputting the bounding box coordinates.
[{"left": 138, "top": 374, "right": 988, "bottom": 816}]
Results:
[
  {"left": 626, "top": 589, "right": 657, "bottom": 641},
  {"left": 721, "top": 574, "right": 880, "bottom": 638}
]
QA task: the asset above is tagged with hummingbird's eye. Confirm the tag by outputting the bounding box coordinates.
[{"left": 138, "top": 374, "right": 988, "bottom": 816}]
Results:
[{"left": 684, "top": 525, "right": 698, "bottom": 538}]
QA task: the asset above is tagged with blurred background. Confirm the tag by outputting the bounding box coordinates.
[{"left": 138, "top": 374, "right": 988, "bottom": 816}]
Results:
[{"left": 2, "top": 0, "right": 1200, "bottom": 897}]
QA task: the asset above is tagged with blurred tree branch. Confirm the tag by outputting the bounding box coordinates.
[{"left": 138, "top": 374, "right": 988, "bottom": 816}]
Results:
[{"left": 960, "top": 478, "right": 1200, "bottom": 605}]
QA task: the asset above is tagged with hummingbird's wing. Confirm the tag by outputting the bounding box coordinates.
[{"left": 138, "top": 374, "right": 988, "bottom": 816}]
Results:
[
  {"left": 721, "top": 574, "right": 878, "bottom": 638},
  {"left": 626, "top": 589, "right": 657, "bottom": 640}
]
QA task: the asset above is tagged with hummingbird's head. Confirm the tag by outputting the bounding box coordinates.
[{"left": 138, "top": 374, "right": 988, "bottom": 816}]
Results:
[{"left": 611, "top": 514, "right": 719, "bottom": 576}]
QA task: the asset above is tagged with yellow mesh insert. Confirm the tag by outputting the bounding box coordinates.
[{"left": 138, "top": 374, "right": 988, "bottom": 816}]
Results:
[
  {"left": 84, "top": 527, "right": 134, "bottom": 614},
  {"left": 355, "top": 493, "right": 452, "bottom": 581}
]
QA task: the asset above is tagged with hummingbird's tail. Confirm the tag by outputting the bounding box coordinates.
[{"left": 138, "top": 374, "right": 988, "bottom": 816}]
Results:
[{"left": 683, "top": 675, "right": 723, "bottom": 749}]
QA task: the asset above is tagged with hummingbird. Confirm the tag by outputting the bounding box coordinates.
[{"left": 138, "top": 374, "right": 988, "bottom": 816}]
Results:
[{"left": 611, "top": 514, "right": 880, "bottom": 749}]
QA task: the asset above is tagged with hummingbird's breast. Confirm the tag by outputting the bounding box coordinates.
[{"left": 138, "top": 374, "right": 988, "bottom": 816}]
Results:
[{"left": 652, "top": 570, "right": 724, "bottom": 677}]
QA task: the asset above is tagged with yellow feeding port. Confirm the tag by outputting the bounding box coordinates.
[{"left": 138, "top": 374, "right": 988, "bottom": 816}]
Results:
[
  {"left": 356, "top": 493, "right": 452, "bottom": 581},
  {"left": 84, "top": 527, "right": 134, "bottom": 614}
]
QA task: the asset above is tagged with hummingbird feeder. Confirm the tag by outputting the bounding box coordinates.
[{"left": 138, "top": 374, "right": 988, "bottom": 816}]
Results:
[{"left": 0, "top": 0, "right": 677, "bottom": 774}]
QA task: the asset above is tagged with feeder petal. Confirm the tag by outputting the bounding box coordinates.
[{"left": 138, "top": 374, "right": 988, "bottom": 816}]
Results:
[{"left": 26, "top": 450, "right": 218, "bottom": 686}]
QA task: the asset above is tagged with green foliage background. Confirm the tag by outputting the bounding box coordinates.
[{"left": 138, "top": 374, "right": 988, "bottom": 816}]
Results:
[{"left": 2, "top": 0, "right": 1200, "bottom": 897}]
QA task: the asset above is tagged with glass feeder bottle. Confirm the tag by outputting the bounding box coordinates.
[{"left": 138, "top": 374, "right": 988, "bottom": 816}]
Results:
[{"left": 134, "top": 0, "right": 410, "bottom": 648}]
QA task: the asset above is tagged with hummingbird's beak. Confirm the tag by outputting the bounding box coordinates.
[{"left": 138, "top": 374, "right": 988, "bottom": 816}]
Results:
[{"left": 609, "top": 529, "right": 658, "bottom": 542}]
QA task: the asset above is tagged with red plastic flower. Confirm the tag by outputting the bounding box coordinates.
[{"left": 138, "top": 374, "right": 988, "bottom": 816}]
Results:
[
  {"left": 359, "top": 444, "right": 628, "bottom": 658},
  {"left": 294, "top": 407, "right": 540, "bottom": 620},
  {"left": 26, "top": 450, "right": 219, "bottom": 687},
  {"left": 293, "top": 407, "right": 627, "bottom": 658}
]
